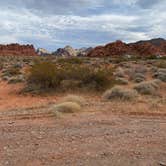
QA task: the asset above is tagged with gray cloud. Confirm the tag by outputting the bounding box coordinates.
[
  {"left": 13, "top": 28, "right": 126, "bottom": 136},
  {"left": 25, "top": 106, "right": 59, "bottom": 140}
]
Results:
[
  {"left": 0, "top": 0, "right": 165, "bottom": 50},
  {"left": 136, "top": 0, "right": 165, "bottom": 8}
]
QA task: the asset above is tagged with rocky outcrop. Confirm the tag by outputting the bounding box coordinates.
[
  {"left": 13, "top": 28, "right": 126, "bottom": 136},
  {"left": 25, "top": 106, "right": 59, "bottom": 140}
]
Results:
[
  {"left": 76, "top": 47, "right": 93, "bottom": 56},
  {"left": 37, "top": 48, "right": 51, "bottom": 56},
  {"left": 87, "top": 39, "right": 166, "bottom": 57},
  {"left": 87, "top": 40, "right": 133, "bottom": 57},
  {"left": 53, "top": 46, "right": 77, "bottom": 57},
  {"left": 53, "top": 46, "right": 93, "bottom": 57},
  {"left": 0, "top": 44, "right": 37, "bottom": 56}
]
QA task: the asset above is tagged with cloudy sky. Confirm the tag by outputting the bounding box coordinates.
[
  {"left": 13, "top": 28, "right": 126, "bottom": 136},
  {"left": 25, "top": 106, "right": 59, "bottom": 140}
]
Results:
[{"left": 0, "top": 0, "right": 165, "bottom": 50}]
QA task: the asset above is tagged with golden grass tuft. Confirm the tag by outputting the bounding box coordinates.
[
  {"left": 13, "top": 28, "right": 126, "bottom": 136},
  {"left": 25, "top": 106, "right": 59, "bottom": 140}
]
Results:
[
  {"left": 53, "top": 102, "right": 81, "bottom": 114},
  {"left": 62, "top": 95, "right": 86, "bottom": 106}
]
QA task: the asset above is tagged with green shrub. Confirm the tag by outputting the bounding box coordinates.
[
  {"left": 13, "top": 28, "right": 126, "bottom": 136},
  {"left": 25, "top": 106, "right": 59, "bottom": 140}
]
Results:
[
  {"left": 56, "top": 57, "right": 83, "bottom": 64},
  {"left": 27, "top": 61, "right": 62, "bottom": 89},
  {"left": 26, "top": 61, "right": 115, "bottom": 92}
]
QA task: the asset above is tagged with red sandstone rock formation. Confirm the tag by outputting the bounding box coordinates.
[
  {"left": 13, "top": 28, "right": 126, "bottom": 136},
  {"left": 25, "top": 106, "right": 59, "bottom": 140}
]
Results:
[
  {"left": 87, "top": 40, "right": 132, "bottom": 57},
  {"left": 0, "top": 44, "right": 37, "bottom": 56},
  {"left": 87, "top": 39, "right": 166, "bottom": 57}
]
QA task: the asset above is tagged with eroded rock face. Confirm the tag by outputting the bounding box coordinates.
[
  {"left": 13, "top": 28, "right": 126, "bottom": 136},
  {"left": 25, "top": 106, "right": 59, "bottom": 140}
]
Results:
[
  {"left": 53, "top": 46, "right": 77, "bottom": 57},
  {"left": 87, "top": 39, "right": 166, "bottom": 57},
  {"left": 0, "top": 44, "right": 37, "bottom": 56},
  {"left": 36, "top": 48, "right": 51, "bottom": 56},
  {"left": 76, "top": 47, "right": 93, "bottom": 56}
]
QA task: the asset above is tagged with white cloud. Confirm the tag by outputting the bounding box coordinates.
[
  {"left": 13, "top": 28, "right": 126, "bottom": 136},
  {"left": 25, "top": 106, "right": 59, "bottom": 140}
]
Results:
[{"left": 0, "top": 0, "right": 165, "bottom": 50}]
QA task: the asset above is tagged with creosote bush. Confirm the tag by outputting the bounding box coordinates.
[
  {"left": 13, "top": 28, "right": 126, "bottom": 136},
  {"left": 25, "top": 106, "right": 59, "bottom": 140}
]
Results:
[
  {"left": 26, "top": 61, "right": 115, "bottom": 92},
  {"left": 27, "top": 61, "right": 61, "bottom": 89},
  {"left": 56, "top": 57, "right": 83, "bottom": 64}
]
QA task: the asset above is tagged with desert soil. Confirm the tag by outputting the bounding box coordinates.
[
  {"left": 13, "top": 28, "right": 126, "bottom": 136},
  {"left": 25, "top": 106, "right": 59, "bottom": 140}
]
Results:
[
  {"left": 0, "top": 81, "right": 166, "bottom": 166},
  {"left": 0, "top": 110, "right": 166, "bottom": 166}
]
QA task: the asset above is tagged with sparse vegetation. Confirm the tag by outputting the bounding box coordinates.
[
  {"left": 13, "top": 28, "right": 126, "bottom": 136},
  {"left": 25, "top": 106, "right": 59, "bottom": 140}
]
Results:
[
  {"left": 132, "top": 73, "right": 146, "bottom": 83},
  {"left": 26, "top": 60, "right": 115, "bottom": 92},
  {"left": 103, "top": 86, "right": 138, "bottom": 101},
  {"left": 154, "top": 60, "right": 166, "bottom": 68},
  {"left": 115, "top": 77, "right": 129, "bottom": 85},
  {"left": 56, "top": 57, "right": 83, "bottom": 64},
  {"left": 134, "top": 80, "right": 160, "bottom": 95},
  {"left": 62, "top": 95, "right": 86, "bottom": 106},
  {"left": 52, "top": 102, "right": 81, "bottom": 114},
  {"left": 153, "top": 68, "right": 166, "bottom": 82},
  {"left": 3, "top": 66, "right": 21, "bottom": 77}
]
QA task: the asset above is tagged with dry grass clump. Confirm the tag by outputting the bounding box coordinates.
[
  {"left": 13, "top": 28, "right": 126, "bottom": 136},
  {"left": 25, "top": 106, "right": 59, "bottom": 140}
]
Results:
[
  {"left": 62, "top": 95, "right": 86, "bottom": 106},
  {"left": 134, "top": 80, "right": 160, "bottom": 95},
  {"left": 51, "top": 95, "right": 85, "bottom": 115},
  {"left": 53, "top": 102, "right": 81, "bottom": 114},
  {"left": 103, "top": 86, "right": 138, "bottom": 101}
]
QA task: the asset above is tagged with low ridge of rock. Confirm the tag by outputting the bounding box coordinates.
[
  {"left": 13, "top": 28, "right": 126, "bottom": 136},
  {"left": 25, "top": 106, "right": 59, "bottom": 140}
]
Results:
[
  {"left": 0, "top": 43, "right": 37, "bottom": 56},
  {"left": 87, "top": 38, "right": 166, "bottom": 57}
]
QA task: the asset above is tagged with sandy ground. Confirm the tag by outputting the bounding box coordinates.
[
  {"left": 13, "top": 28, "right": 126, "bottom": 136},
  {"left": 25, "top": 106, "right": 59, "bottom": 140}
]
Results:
[
  {"left": 0, "top": 111, "right": 166, "bottom": 166},
  {"left": 0, "top": 82, "right": 57, "bottom": 111},
  {"left": 0, "top": 81, "right": 166, "bottom": 166}
]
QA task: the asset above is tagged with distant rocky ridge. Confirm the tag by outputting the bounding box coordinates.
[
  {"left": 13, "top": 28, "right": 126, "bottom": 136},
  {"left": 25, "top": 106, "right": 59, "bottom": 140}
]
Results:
[
  {"left": 0, "top": 44, "right": 37, "bottom": 56},
  {"left": 36, "top": 48, "right": 51, "bottom": 56},
  {"left": 52, "top": 45, "right": 92, "bottom": 57},
  {"left": 0, "top": 38, "right": 166, "bottom": 57},
  {"left": 87, "top": 38, "right": 166, "bottom": 57}
]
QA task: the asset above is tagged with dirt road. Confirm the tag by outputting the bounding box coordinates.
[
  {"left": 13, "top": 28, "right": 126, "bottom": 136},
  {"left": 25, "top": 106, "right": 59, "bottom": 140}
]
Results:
[{"left": 0, "top": 111, "right": 166, "bottom": 166}]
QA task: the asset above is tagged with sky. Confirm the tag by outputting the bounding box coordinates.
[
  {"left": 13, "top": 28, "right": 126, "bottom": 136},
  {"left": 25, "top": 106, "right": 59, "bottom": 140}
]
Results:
[{"left": 0, "top": 0, "right": 166, "bottom": 51}]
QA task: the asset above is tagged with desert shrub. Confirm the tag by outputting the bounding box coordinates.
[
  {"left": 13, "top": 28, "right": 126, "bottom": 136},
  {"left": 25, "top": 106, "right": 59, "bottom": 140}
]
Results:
[
  {"left": 3, "top": 66, "right": 21, "bottom": 76},
  {"left": 60, "top": 80, "right": 82, "bottom": 91},
  {"left": 0, "top": 62, "right": 3, "bottom": 70},
  {"left": 154, "top": 60, "right": 166, "bottom": 68},
  {"left": 153, "top": 68, "right": 166, "bottom": 82},
  {"left": 8, "top": 75, "right": 25, "bottom": 84},
  {"left": 132, "top": 73, "right": 146, "bottom": 83},
  {"left": 134, "top": 80, "right": 160, "bottom": 95},
  {"left": 114, "top": 67, "right": 125, "bottom": 78},
  {"left": 103, "top": 86, "right": 138, "bottom": 101},
  {"left": 115, "top": 77, "right": 129, "bottom": 85},
  {"left": 26, "top": 61, "right": 115, "bottom": 92},
  {"left": 56, "top": 57, "right": 83, "bottom": 64},
  {"left": 27, "top": 61, "right": 62, "bottom": 89},
  {"left": 52, "top": 102, "right": 81, "bottom": 113},
  {"left": 134, "top": 66, "right": 147, "bottom": 74},
  {"left": 62, "top": 95, "right": 86, "bottom": 106}
]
